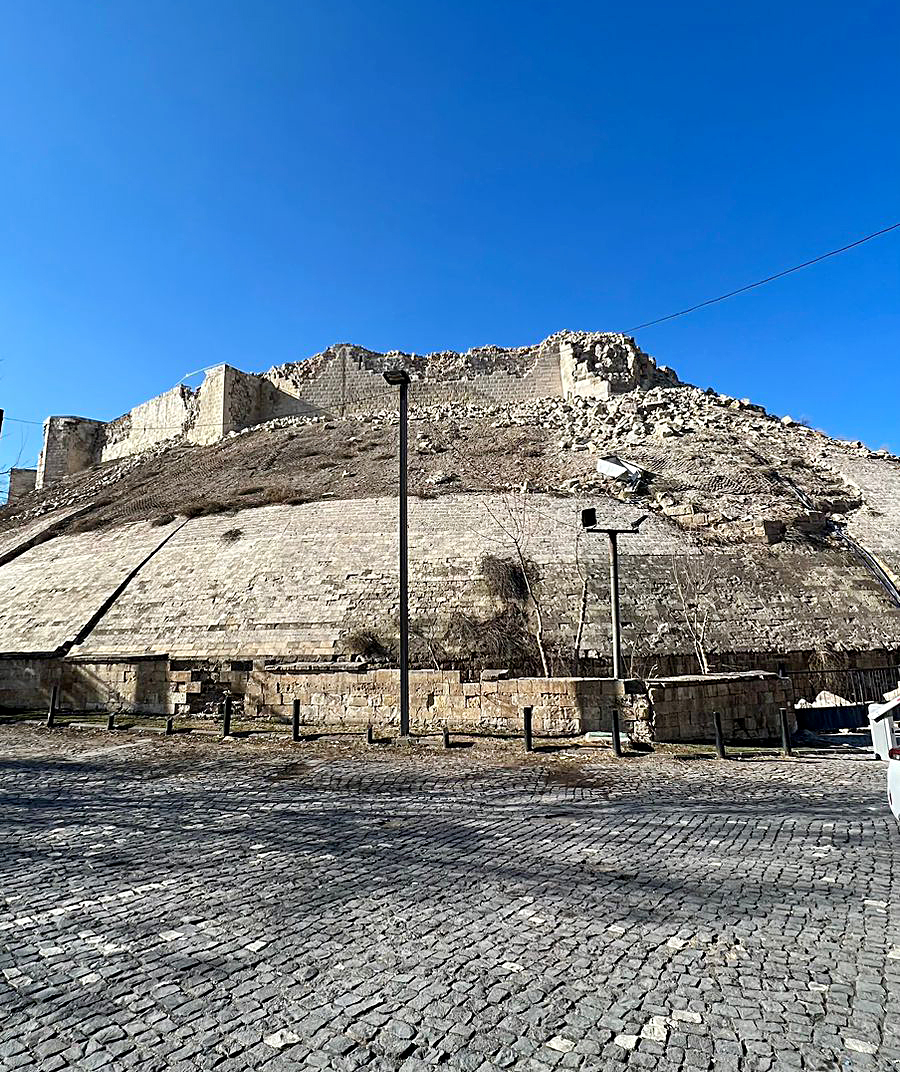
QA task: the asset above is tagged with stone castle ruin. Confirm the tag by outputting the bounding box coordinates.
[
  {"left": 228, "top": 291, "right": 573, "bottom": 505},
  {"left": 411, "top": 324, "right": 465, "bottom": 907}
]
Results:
[
  {"left": 22, "top": 333, "right": 675, "bottom": 491},
  {"left": 2, "top": 330, "right": 899, "bottom": 742}
]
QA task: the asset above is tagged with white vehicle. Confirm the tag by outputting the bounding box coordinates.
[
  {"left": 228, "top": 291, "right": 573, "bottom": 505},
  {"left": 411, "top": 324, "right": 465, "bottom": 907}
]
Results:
[
  {"left": 890, "top": 753, "right": 900, "bottom": 824},
  {"left": 869, "top": 697, "right": 900, "bottom": 823}
]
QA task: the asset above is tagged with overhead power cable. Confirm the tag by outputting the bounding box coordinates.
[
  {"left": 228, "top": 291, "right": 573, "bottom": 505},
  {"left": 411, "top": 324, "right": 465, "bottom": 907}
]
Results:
[{"left": 626, "top": 220, "right": 900, "bottom": 332}]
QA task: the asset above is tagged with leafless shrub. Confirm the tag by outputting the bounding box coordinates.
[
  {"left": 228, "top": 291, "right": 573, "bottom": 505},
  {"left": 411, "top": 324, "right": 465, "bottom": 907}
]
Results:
[
  {"left": 221, "top": 528, "right": 243, "bottom": 543},
  {"left": 671, "top": 555, "right": 717, "bottom": 674},
  {"left": 443, "top": 606, "right": 540, "bottom": 677},
  {"left": 481, "top": 554, "right": 530, "bottom": 602},
  {"left": 481, "top": 488, "right": 550, "bottom": 676},
  {"left": 344, "top": 628, "right": 393, "bottom": 660}
]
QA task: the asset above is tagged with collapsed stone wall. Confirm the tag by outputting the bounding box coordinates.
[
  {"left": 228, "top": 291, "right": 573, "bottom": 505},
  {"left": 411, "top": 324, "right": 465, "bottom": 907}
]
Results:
[{"left": 27, "top": 332, "right": 673, "bottom": 490}]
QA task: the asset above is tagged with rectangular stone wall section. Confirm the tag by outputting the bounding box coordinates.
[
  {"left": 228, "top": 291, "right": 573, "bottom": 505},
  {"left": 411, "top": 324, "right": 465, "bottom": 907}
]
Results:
[
  {"left": 647, "top": 671, "right": 796, "bottom": 742},
  {"left": 7, "top": 468, "right": 37, "bottom": 505},
  {"left": 36, "top": 416, "right": 106, "bottom": 489}
]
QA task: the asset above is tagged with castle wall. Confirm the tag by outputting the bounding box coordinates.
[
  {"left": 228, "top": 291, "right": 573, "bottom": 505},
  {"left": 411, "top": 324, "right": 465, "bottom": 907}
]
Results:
[
  {"left": 262, "top": 344, "right": 565, "bottom": 420},
  {"left": 647, "top": 672, "right": 796, "bottom": 742},
  {"left": 7, "top": 468, "right": 37, "bottom": 504},
  {"left": 26, "top": 333, "right": 676, "bottom": 481},
  {"left": 98, "top": 385, "right": 198, "bottom": 462},
  {"left": 0, "top": 495, "right": 883, "bottom": 666},
  {"left": 36, "top": 416, "right": 106, "bottom": 489}
]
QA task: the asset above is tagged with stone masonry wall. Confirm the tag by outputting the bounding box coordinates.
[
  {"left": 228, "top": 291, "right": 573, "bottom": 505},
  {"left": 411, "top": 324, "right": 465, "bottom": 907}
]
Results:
[
  {"left": 648, "top": 672, "right": 796, "bottom": 742},
  {"left": 36, "top": 417, "right": 106, "bottom": 489},
  {"left": 7, "top": 469, "right": 37, "bottom": 504},
  {"left": 48, "top": 497, "right": 900, "bottom": 664},
  {"left": 0, "top": 655, "right": 796, "bottom": 745},
  {"left": 98, "top": 385, "right": 199, "bottom": 462}
]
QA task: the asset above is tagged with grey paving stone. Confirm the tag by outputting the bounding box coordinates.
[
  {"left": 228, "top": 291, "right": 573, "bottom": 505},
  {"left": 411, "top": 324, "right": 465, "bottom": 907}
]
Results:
[{"left": 0, "top": 727, "right": 899, "bottom": 1072}]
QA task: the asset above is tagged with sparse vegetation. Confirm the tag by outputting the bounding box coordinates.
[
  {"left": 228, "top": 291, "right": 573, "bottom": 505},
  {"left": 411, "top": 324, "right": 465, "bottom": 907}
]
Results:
[
  {"left": 481, "top": 554, "right": 530, "bottom": 602},
  {"left": 221, "top": 528, "right": 243, "bottom": 543},
  {"left": 344, "top": 628, "right": 394, "bottom": 660}
]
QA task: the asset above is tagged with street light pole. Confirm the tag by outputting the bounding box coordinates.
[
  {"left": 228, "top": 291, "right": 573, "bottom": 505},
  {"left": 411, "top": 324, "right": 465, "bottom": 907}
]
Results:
[
  {"left": 580, "top": 509, "right": 647, "bottom": 680},
  {"left": 607, "top": 530, "right": 621, "bottom": 680},
  {"left": 383, "top": 368, "right": 411, "bottom": 737}
]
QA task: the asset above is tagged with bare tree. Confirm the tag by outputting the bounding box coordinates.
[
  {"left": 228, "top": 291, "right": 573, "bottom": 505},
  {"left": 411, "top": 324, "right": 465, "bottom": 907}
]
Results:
[
  {"left": 481, "top": 484, "right": 551, "bottom": 677},
  {"left": 573, "top": 521, "right": 589, "bottom": 673},
  {"left": 671, "top": 554, "right": 716, "bottom": 674}
]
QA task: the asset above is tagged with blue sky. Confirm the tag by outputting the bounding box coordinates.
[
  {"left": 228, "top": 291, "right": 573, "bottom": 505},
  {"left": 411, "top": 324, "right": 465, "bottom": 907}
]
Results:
[{"left": 1, "top": 0, "right": 898, "bottom": 484}]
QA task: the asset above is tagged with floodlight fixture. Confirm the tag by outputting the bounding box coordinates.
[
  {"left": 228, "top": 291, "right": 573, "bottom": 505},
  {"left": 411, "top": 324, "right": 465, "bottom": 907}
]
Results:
[{"left": 383, "top": 368, "right": 410, "bottom": 386}]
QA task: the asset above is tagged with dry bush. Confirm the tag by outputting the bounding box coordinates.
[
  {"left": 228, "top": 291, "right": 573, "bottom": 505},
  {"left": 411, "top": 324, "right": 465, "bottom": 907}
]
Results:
[
  {"left": 480, "top": 554, "right": 530, "bottom": 603},
  {"left": 344, "top": 628, "right": 393, "bottom": 660},
  {"left": 262, "top": 487, "right": 308, "bottom": 506},
  {"left": 179, "top": 500, "right": 237, "bottom": 519},
  {"left": 442, "top": 606, "right": 539, "bottom": 677},
  {"left": 65, "top": 514, "right": 111, "bottom": 534},
  {"left": 151, "top": 513, "right": 176, "bottom": 527},
  {"left": 221, "top": 528, "right": 243, "bottom": 543}
]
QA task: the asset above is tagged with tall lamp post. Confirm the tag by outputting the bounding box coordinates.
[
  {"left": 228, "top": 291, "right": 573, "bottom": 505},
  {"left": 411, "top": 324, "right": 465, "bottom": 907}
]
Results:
[
  {"left": 383, "top": 368, "right": 410, "bottom": 737},
  {"left": 580, "top": 509, "right": 647, "bottom": 679}
]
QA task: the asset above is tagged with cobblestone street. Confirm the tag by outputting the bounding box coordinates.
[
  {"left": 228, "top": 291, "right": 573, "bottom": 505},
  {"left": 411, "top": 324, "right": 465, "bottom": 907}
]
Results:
[{"left": 1, "top": 727, "right": 898, "bottom": 1072}]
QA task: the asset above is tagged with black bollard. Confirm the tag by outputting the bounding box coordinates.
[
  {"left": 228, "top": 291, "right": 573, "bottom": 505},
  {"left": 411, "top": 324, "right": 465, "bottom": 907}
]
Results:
[
  {"left": 442, "top": 727, "right": 450, "bottom": 750},
  {"left": 610, "top": 708, "right": 623, "bottom": 758},
  {"left": 523, "top": 706, "right": 533, "bottom": 753},
  {"left": 713, "top": 711, "right": 726, "bottom": 759},
  {"left": 292, "top": 698, "right": 301, "bottom": 743},
  {"left": 779, "top": 708, "right": 792, "bottom": 757},
  {"left": 366, "top": 723, "right": 375, "bottom": 745},
  {"left": 165, "top": 716, "right": 175, "bottom": 736},
  {"left": 106, "top": 712, "right": 116, "bottom": 732},
  {"left": 222, "top": 695, "right": 232, "bottom": 738},
  {"left": 46, "top": 684, "right": 59, "bottom": 728}
]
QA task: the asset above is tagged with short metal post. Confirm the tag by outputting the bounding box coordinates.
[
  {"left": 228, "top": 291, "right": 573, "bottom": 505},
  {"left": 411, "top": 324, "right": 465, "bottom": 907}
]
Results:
[
  {"left": 106, "top": 712, "right": 116, "bottom": 732},
  {"left": 366, "top": 723, "right": 375, "bottom": 745},
  {"left": 523, "top": 706, "right": 533, "bottom": 753},
  {"left": 46, "top": 684, "right": 59, "bottom": 728},
  {"left": 713, "top": 711, "right": 726, "bottom": 759},
  {"left": 610, "top": 707, "right": 623, "bottom": 757},
  {"left": 165, "top": 716, "right": 175, "bottom": 736},
  {"left": 222, "top": 695, "right": 232, "bottom": 738},
  {"left": 442, "top": 727, "right": 450, "bottom": 750},
  {"left": 292, "top": 698, "right": 301, "bottom": 743},
  {"left": 779, "top": 708, "right": 792, "bottom": 757}
]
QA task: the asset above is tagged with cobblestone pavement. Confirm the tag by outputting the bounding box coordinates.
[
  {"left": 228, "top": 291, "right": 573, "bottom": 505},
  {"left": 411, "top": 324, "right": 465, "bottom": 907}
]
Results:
[{"left": 1, "top": 726, "right": 899, "bottom": 1072}]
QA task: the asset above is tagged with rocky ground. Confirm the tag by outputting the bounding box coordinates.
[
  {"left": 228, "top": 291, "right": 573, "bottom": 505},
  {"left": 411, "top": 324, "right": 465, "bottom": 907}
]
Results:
[
  {"left": 2, "top": 373, "right": 896, "bottom": 552},
  {"left": 0, "top": 725, "right": 897, "bottom": 1072}
]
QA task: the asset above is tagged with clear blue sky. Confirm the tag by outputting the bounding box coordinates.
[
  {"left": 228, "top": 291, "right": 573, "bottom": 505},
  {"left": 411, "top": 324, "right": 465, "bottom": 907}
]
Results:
[{"left": 1, "top": 0, "right": 898, "bottom": 484}]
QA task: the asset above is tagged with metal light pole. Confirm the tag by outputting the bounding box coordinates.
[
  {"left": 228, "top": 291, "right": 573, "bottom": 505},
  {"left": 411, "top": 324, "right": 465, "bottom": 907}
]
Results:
[
  {"left": 580, "top": 509, "right": 647, "bottom": 680},
  {"left": 383, "top": 368, "right": 410, "bottom": 737}
]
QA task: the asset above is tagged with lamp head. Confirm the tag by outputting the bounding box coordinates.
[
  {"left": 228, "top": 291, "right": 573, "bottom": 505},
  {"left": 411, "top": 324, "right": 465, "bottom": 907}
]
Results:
[{"left": 383, "top": 368, "right": 410, "bottom": 386}]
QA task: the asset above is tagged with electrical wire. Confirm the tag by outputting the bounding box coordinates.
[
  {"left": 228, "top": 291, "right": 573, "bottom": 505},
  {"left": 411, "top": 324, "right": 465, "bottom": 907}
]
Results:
[{"left": 626, "top": 221, "right": 900, "bottom": 332}]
